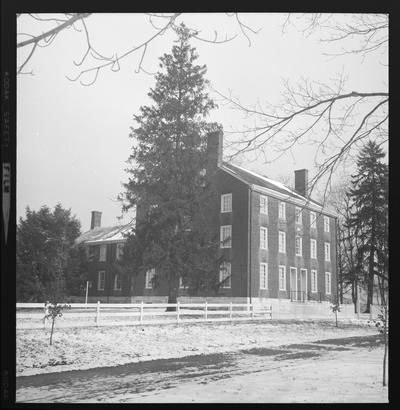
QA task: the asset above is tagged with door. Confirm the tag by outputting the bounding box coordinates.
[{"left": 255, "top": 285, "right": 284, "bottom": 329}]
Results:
[
  {"left": 300, "top": 269, "right": 307, "bottom": 301},
  {"left": 290, "top": 267, "right": 297, "bottom": 301}
]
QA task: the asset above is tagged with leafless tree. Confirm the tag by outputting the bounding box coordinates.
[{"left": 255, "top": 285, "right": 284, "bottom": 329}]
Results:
[
  {"left": 17, "top": 13, "right": 259, "bottom": 84},
  {"left": 218, "top": 13, "right": 388, "bottom": 202}
]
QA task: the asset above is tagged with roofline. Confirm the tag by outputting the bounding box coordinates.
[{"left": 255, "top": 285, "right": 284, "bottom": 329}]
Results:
[
  {"left": 219, "top": 164, "right": 338, "bottom": 218},
  {"left": 83, "top": 238, "right": 127, "bottom": 245}
]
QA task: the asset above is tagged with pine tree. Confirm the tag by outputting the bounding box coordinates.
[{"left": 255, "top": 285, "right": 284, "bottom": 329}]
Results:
[
  {"left": 121, "top": 24, "right": 222, "bottom": 306},
  {"left": 17, "top": 204, "right": 82, "bottom": 302},
  {"left": 346, "top": 141, "right": 388, "bottom": 313}
]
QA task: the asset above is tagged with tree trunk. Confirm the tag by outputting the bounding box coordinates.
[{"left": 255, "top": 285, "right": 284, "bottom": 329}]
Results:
[
  {"left": 50, "top": 318, "right": 55, "bottom": 345},
  {"left": 352, "top": 279, "right": 358, "bottom": 313},
  {"left": 366, "top": 248, "right": 375, "bottom": 313},
  {"left": 382, "top": 305, "right": 388, "bottom": 386},
  {"left": 166, "top": 287, "right": 178, "bottom": 312}
]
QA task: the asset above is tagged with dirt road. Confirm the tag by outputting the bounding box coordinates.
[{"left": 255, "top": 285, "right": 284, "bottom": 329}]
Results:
[{"left": 16, "top": 334, "right": 387, "bottom": 403}]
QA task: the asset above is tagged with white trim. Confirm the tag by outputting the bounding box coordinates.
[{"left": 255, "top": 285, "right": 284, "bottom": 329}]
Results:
[
  {"left": 219, "top": 262, "right": 231, "bottom": 288},
  {"left": 300, "top": 268, "right": 307, "bottom": 301},
  {"left": 289, "top": 267, "right": 297, "bottom": 299},
  {"left": 260, "top": 195, "right": 268, "bottom": 215},
  {"left": 221, "top": 193, "right": 232, "bottom": 213},
  {"left": 325, "top": 272, "right": 331, "bottom": 295},
  {"left": 279, "top": 265, "right": 286, "bottom": 291},
  {"left": 310, "top": 238, "right": 317, "bottom": 259},
  {"left": 260, "top": 227, "right": 268, "bottom": 250},
  {"left": 279, "top": 231, "right": 286, "bottom": 253},
  {"left": 311, "top": 269, "right": 318, "bottom": 293},
  {"left": 99, "top": 244, "right": 107, "bottom": 262},
  {"left": 295, "top": 236, "right": 302, "bottom": 256},
  {"left": 279, "top": 201, "right": 286, "bottom": 220},
  {"left": 324, "top": 216, "right": 330, "bottom": 232},
  {"left": 97, "top": 271, "right": 105, "bottom": 291},
  {"left": 260, "top": 263, "right": 268, "bottom": 289},
  {"left": 114, "top": 273, "right": 122, "bottom": 291},
  {"left": 325, "top": 242, "right": 331, "bottom": 261},
  {"left": 145, "top": 269, "right": 155, "bottom": 289},
  {"left": 310, "top": 211, "right": 317, "bottom": 229},
  {"left": 220, "top": 225, "right": 232, "bottom": 248}
]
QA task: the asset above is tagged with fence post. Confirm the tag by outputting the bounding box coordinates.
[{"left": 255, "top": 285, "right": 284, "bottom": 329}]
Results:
[
  {"left": 205, "top": 301, "right": 208, "bottom": 320},
  {"left": 140, "top": 301, "right": 144, "bottom": 324},
  {"left": 96, "top": 301, "right": 100, "bottom": 327},
  {"left": 229, "top": 302, "right": 233, "bottom": 321},
  {"left": 177, "top": 301, "right": 180, "bottom": 324}
]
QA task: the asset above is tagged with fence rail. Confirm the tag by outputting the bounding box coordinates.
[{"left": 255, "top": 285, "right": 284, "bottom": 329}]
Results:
[{"left": 16, "top": 301, "right": 272, "bottom": 329}]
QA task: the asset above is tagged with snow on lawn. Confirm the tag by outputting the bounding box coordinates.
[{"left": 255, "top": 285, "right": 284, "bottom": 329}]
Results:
[
  {"left": 122, "top": 347, "right": 388, "bottom": 403},
  {"left": 17, "top": 319, "right": 380, "bottom": 377}
]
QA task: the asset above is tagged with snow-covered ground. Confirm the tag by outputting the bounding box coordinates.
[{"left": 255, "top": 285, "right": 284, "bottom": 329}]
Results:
[{"left": 17, "top": 319, "right": 380, "bottom": 377}]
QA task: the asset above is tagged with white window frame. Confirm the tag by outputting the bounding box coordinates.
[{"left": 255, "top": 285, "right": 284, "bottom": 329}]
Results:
[
  {"left": 310, "top": 211, "right": 317, "bottom": 229},
  {"left": 260, "top": 263, "right": 268, "bottom": 290},
  {"left": 279, "top": 202, "right": 286, "bottom": 220},
  {"left": 278, "top": 231, "right": 286, "bottom": 253},
  {"left": 116, "top": 243, "right": 124, "bottom": 261},
  {"left": 325, "top": 272, "right": 331, "bottom": 295},
  {"left": 311, "top": 269, "right": 318, "bottom": 293},
  {"left": 97, "top": 271, "right": 105, "bottom": 291},
  {"left": 220, "top": 225, "right": 232, "bottom": 248},
  {"left": 260, "top": 227, "right": 268, "bottom": 250},
  {"left": 310, "top": 239, "right": 317, "bottom": 259},
  {"left": 295, "top": 236, "right": 302, "bottom": 256},
  {"left": 295, "top": 207, "right": 302, "bottom": 225},
  {"left": 260, "top": 195, "right": 268, "bottom": 215},
  {"left": 219, "top": 262, "right": 231, "bottom": 289},
  {"left": 114, "top": 273, "right": 122, "bottom": 291},
  {"left": 279, "top": 265, "right": 286, "bottom": 291},
  {"left": 145, "top": 268, "right": 155, "bottom": 289},
  {"left": 99, "top": 244, "right": 107, "bottom": 262},
  {"left": 324, "top": 216, "right": 330, "bottom": 232},
  {"left": 325, "top": 242, "right": 331, "bottom": 261},
  {"left": 221, "top": 193, "right": 232, "bottom": 213}
]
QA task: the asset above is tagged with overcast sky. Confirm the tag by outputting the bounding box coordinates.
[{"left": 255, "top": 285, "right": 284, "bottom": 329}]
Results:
[{"left": 17, "top": 13, "right": 388, "bottom": 231}]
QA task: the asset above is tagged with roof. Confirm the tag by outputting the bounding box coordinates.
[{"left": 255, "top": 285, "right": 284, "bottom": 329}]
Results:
[
  {"left": 76, "top": 223, "right": 133, "bottom": 245},
  {"left": 219, "top": 162, "right": 336, "bottom": 216}
]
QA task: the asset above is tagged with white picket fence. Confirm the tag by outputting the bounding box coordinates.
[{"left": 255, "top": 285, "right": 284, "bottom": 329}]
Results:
[{"left": 16, "top": 302, "right": 272, "bottom": 329}]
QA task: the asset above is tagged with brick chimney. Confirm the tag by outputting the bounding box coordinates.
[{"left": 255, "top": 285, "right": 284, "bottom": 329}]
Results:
[
  {"left": 207, "top": 130, "right": 223, "bottom": 171},
  {"left": 294, "top": 169, "right": 308, "bottom": 197},
  {"left": 90, "top": 211, "right": 102, "bottom": 229}
]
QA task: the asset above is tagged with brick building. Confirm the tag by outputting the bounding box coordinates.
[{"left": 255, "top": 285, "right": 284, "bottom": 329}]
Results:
[{"left": 76, "top": 131, "right": 337, "bottom": 304}]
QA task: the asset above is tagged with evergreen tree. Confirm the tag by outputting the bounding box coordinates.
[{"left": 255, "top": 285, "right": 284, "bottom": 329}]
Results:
[
  {"left": 346, "top": 141, "right": 388, "bottom": 313},
  {"left": 17, "top": 204, "right": 82, "bottom": 302},
  {"left": 121, "top": 24, "right": 223, "bottom": 306}
]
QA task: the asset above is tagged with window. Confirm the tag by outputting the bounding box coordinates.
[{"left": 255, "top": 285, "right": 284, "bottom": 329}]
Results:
[
  {"left": 200, "top": 168, "right": 207, "bottom": 177},
  {"left": 295, "top": 236, "right": 302, "bottom": 256},
  {"left": 325, "top": 272, "right": 331, "bottom": 294},
  {"left": 295, "top": 207, "right": 302, "bottom": 224},
  {"left": 279, "top": 265, "right": 286, "bottom": 291},
  {"left": 260, "top": 227, "right": 268, "bottom": 250},
  {"left": 279, "top": 202, "right": 286, "bottom": 220},
  {"left": 219, "top": 262, "right": 231, "bottom": 288},
  {"left": 179, "top": 277, "right": 186, "bottom": 289},
  {"left": 324, "top": 216, "right": 330, "bottom": 232},
  {"left": 221, "top": 193, "right": 232, "bottom": 213},
  {"left": 97, "top": 271, "right": 105, "bottom": 291},
  {"left": 88, "top": 246, "right": 96, "bottom": 261},
  {"left": 311, "top": 270, "right": 318, "bottom": 293},
  {"left": 260, "top": 195, "right": 268, "bottom": 214},
  {"left": 310, "top": 239, "right": 317, "bottom": 259},
  {"left": 310, "top": 211, "right": 316, "bottom": 229},
  {"left": 325, "top": 242, "right": 331, "bottom": 261},
  {"left": 260, "top": 263, "right": 268, "bottom": 289},
  {"left": 116, "top": 243, "right": 124, "bottom": 261},
  {"left": 114, "top": 273, "right": 122, "bottom": 291},
  {"left": 279, "top": 231, "right": 286, "bottom": 253},
  {"left": 99, "top": 244, "right": 107, "bottom": 262},
  {"left": 220, "top": 225, "right": 232, "bottom": 248},
  {"left": 145, "top": 268, "right": 155, "bottom": 289}
]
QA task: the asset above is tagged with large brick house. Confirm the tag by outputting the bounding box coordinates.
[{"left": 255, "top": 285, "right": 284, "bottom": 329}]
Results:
[{"left": 77, "top": 131, "right": 337, "bottom": 303}]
